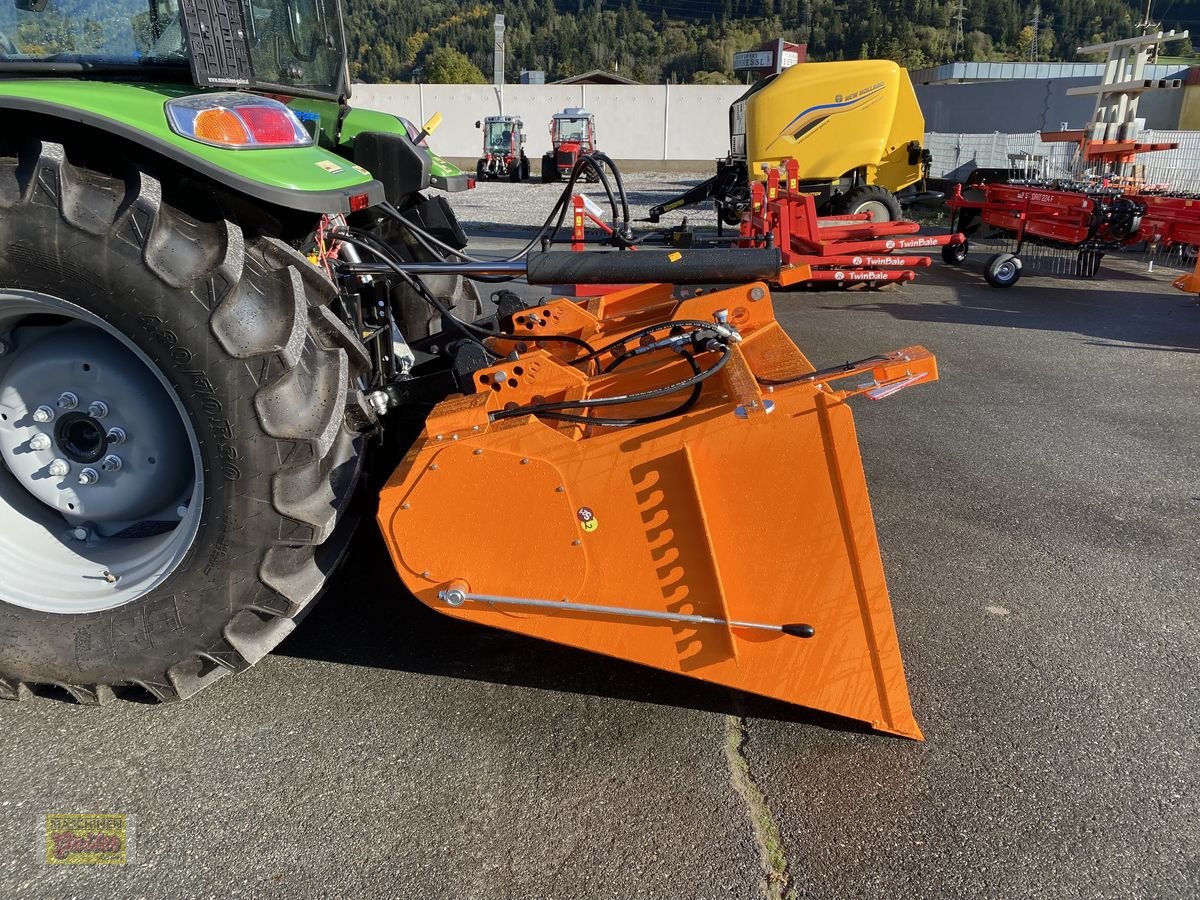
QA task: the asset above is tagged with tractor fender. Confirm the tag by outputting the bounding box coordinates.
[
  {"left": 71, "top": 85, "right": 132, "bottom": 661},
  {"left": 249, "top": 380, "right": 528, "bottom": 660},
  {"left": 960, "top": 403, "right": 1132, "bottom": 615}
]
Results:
[{"left": 0, "top": 84, "right": 385, "bottom": 215}]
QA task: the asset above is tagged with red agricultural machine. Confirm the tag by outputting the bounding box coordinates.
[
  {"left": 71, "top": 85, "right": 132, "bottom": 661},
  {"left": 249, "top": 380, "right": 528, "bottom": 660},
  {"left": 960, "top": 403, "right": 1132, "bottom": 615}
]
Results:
[
  {"left": 475, "top": 115, "right": 530, "bottom": 182},
  {"left": 942, "top": 181, "right": 1146, "bottom": 287},
  {"left": 543, "top": 108, "right": 597, "bottom": 182},
  {"left": 565, "top": 158, "right": 963, "bottom": 293}
]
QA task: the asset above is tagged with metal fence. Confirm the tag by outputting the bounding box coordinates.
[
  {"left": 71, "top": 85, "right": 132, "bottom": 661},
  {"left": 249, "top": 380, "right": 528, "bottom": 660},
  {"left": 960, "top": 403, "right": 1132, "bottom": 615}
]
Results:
[{"left": 925, "top": 130, "right": 1200, "bottom": 193}]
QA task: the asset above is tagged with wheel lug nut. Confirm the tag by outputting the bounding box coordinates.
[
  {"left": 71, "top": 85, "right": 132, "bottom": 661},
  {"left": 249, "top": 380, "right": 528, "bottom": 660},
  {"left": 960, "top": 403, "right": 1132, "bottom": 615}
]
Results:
[
  {"left": 47, "top": 458, "right": 69, "bottom": 477},
  {"left": 176, "top": 504, "right": 189, "bottom": 518},
  {"left": 105, "top": 427, "right": 127, "bottom": 444},
  {"left": 71, "top": 527, "right": 89, "bottom": 541},
  {"left": 57, "top": 392, "right": 79, "bottom": 410},
  {"left": 77, "top": 467, "right": 100, "bottom": 486},
  {"left": 0, "top": 339, "right": 9, "bottom": 355},
  {"left": 28, "top": 433, "right": 51, "bottom": 451},
  {"left": 32, "top": 405, "right": 54, "bottom": 424},
  {"left": 87, "top": 401, "right": 109, "bottom": 418},
  {"left": 100, "top": 455, "right": 122, "bottom": 472}
]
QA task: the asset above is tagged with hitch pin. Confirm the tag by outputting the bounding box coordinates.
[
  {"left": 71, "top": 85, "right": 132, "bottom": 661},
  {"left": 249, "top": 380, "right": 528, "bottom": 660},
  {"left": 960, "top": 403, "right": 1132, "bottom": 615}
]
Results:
[{"left": 438, "top": 588, "right": 815, "bottom": 638}]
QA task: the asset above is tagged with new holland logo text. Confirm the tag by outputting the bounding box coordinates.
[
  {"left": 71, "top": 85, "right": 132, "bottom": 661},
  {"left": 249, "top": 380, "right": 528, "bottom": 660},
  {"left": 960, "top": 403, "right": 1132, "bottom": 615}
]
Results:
[{"left": 776, "top": 81, "right": 886, "bottom": 143}]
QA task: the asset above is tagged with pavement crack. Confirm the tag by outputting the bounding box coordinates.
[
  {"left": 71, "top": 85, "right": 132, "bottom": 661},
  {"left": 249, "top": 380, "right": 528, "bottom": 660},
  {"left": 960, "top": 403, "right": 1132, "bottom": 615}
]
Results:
[{"left": 724, "top": 714, "right": 795, "bottom": 900}]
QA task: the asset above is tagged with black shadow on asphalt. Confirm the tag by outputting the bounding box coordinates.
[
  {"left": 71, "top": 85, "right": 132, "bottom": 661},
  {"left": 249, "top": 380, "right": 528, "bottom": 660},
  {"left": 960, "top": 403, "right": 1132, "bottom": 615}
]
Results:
[
  {"left": 802, "top": 271, "right": 1200, "bottom": 354},
  {"left": 276, "top": 526, "right": 875, "bottom": 736}
]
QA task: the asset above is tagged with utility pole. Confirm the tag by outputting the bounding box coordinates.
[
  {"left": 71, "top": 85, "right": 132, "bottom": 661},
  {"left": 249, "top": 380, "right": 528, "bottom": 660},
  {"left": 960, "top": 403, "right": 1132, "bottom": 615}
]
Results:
[
  {"left": 951, "top": 0, "right": 966, "bottom": 58},
  {"left": 493, "top": 14, "right": 505, "bottom": 114}
]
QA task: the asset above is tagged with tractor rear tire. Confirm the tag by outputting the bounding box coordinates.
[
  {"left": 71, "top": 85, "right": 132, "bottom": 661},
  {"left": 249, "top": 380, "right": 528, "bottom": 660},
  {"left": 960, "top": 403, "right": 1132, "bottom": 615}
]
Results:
[
  {"left": 0, "top": 140, "right": 370, "bottom": 703},
  {"left": 508, "top": 161, "right": 521, "bottom": 183},
  {"left": 841, "top": 185, "right": 903, "bottom": 222}
]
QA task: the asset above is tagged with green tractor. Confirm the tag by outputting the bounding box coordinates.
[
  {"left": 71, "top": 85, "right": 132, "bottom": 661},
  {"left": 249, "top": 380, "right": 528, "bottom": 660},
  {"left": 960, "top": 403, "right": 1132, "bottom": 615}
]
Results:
[
  {"left": 0, "top": 0, "right": 928, "bottom": 741},
  {"left": 0, "top": 0, "right": 493, "bottom": 702}
]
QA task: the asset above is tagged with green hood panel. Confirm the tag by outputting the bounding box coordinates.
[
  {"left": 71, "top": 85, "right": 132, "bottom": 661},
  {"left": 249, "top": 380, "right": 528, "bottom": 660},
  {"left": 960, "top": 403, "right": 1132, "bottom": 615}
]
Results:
[
  {"left": 0, "top": 80, "right": 384, "bottom": 214},
  {"left": 286, "top": 99, "right": 471, "bottom": 192}
]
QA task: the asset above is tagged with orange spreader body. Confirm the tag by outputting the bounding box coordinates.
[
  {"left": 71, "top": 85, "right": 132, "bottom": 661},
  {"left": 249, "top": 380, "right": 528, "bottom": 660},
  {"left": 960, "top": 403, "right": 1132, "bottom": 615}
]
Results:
[{"left": 377, "top": 282, "right": 936, "bottom": 740}]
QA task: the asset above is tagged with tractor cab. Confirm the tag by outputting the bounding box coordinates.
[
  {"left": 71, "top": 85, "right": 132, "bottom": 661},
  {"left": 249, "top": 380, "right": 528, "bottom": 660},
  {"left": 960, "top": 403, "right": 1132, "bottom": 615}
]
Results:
[
  {"left": 475, "top": 114, "right": 528, "bottom": 182},
  {"left": 542, "top": 107, "right": 597, "bottom": 182}
]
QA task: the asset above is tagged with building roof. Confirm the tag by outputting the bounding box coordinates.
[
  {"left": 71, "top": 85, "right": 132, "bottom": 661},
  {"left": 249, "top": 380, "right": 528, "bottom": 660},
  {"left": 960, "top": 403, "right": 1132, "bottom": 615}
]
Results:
[
  {"left": 911, "top": 60, "right": 1190, "bottom": 85},
  {"left": 553, "top": 69, "right": 640, "bottom": 85}
]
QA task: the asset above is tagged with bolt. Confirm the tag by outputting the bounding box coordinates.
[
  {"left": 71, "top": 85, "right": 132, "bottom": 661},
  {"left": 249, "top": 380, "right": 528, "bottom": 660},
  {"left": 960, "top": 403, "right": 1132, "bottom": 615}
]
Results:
[
  {"left": 714, "top": 308, "right": 730, "bottom": 324},
  {"left": 102, "top": 570, "right": 119, "bottom": 585},
  {"left": 492, "top": 370, "right": 508, "bottom": 382},
  {"left": 56, "top": 392, "right": 78, "bottom": 410},
  {"left": 473, "top": 448, "right": 483, "bottom": 456},
  {"left": 32, "top": 406, "right": 54, "bottom": 424},
  {"left": 87, "top": 401, "right": 109, "bottom": 419},
  {"left": 400, "top": 503, "right": 410, "bottom": 510},
  {"left": 72, "top": 526, "right": 89, "bottom": 541},
  {"left": 28, "top": 433, "right": 51, "bottom": 451},
  {"left": 100, "top": 455, "right": 122, "bottom": 472},
  {"left": 749, "top": 286, "right": 766, "bottom": 301},
  {"left": 556, "top": 485, "right": 565, "bottom": 492},
  {"left": 176, "top": 504, "right": 189, "bottom": 518},
  {"left": 366, "top": 390, "right": 389, "bottom": 417},
  {"left": 520, "top": 458, "right": 530, "bottom": 465},
  {"left": 105, "top": 427, "right": 127, "bottom": 445},
  {"left": 77, "top": 467, "right": 100, "bottom": 486},
  {"left": 47, "top": 458, "right": 69, "bottom": 477}
]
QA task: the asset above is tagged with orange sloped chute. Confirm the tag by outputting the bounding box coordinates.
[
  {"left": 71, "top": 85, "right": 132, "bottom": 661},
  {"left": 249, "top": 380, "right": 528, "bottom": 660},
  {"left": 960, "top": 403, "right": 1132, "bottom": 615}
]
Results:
[{"left": 377, "top": 282, "right": 935, "bottom": 739}]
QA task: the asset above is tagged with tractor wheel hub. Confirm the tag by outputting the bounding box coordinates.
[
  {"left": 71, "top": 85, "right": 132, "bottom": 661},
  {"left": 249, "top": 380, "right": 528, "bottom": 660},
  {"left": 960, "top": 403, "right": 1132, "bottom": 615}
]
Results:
[{"left": 0, "top": 323, "right": 190, "bottom": 524}]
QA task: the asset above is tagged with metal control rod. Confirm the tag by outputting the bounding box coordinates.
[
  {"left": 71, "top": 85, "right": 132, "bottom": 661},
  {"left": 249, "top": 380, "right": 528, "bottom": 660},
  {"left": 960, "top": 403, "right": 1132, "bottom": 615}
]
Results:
[
  {"left": 341, "top": 249, "right": 783, "bottom": 285},
  {"left": 439, "top": 588, "right": 815, "bottom": 638}
]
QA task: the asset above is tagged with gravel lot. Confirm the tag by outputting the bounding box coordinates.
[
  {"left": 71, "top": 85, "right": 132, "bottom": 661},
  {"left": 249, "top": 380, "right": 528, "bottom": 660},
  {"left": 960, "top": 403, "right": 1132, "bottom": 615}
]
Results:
[
  {"left": 448, "top": 171, "right": 720, "bottom": 232},
  {"left": 0, "top": 190, "right": 1197, "bottom": 899}
]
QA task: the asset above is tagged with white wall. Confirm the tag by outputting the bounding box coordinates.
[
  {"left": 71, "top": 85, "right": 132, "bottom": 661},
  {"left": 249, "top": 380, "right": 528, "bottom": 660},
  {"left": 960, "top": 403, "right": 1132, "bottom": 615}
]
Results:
[{"left": 349, "top": 83, "right": 747, "bottom": 161}]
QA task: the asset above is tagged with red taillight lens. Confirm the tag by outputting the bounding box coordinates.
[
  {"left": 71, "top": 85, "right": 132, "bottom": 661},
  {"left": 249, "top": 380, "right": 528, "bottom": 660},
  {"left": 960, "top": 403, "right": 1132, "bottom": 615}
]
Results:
[
  {"left": 239, "top": 106, "right": 304, "bottom": 144},
  {"left": 349, "top": 193, "right": 371, "bottom": 212}
]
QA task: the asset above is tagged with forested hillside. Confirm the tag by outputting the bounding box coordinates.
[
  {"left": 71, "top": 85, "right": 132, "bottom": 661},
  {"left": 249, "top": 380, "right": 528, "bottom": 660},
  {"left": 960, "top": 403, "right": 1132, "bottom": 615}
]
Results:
[{"left": 344, "top": 0, "right": 1200, "bottom": 84}]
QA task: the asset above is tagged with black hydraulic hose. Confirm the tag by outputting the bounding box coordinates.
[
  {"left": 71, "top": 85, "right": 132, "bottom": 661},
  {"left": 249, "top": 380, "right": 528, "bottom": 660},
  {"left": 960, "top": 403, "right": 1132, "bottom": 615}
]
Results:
[
  {"left": 490, "top": 344, "right": 730, "bottom": 421},
  {"left": 520, "top": 352, "right": 705, "bottom": 427},
  {"left": 333, "top": 231, "right": 499, "bottom": 357}
]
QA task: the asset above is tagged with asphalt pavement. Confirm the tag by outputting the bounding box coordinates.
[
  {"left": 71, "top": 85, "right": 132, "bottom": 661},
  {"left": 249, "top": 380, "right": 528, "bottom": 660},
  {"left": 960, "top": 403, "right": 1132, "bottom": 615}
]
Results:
[{"left": 0, "top": 234, "right": 1197, "bottom": 899}]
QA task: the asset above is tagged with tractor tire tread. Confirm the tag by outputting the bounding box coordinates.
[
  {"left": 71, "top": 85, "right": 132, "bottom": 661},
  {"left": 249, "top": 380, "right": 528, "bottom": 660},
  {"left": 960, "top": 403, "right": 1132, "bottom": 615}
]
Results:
[{"left": 0, "top": 139, "right": 369, "bottom": 703}]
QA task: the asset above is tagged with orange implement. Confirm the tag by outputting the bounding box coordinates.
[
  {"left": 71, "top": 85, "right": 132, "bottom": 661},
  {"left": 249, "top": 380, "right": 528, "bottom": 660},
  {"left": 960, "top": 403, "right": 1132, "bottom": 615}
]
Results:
[{"left": 377, "top": 283, "right": 936, "bottom": 739}]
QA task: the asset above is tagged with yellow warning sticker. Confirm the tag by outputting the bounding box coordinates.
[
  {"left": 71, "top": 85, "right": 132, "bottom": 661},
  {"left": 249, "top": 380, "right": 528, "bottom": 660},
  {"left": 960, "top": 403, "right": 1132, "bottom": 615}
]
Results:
[
  {"left": 316, "top": 160, "right": 344, "bottom": 173},
  {"left": 667, "top": 251, "right": 682, "bottom": 262}
]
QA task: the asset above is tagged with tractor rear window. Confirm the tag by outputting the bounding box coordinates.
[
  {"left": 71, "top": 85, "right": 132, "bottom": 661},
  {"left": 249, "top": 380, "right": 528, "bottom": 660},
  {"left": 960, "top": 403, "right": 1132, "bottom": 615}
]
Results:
[
  {"left": 0, "top": 0, "right": 345, "bottom": 97},
  {"left": 554, "top": 119, "right": 589, "bottom": 142},
  {"left": 485, "top": 121, "right": 514, "bottom": 151},
  {"left": 0, "top": 0, "right": 188, "bottom": 65}
]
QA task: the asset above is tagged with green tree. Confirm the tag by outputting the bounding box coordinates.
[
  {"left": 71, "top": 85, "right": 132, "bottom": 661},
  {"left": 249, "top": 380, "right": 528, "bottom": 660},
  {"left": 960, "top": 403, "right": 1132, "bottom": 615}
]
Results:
[{"left": 425, "top": 46, "right": 488, "bottom": 84}]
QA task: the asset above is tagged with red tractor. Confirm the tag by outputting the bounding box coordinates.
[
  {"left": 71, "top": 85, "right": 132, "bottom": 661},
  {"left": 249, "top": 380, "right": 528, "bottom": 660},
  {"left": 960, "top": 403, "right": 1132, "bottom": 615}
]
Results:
[
  {"left": 475, "top": 115, "right": 529, "bottom": 182},
  {"left": 542, "top": 107, "right": 597, "bottom": 182}
]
